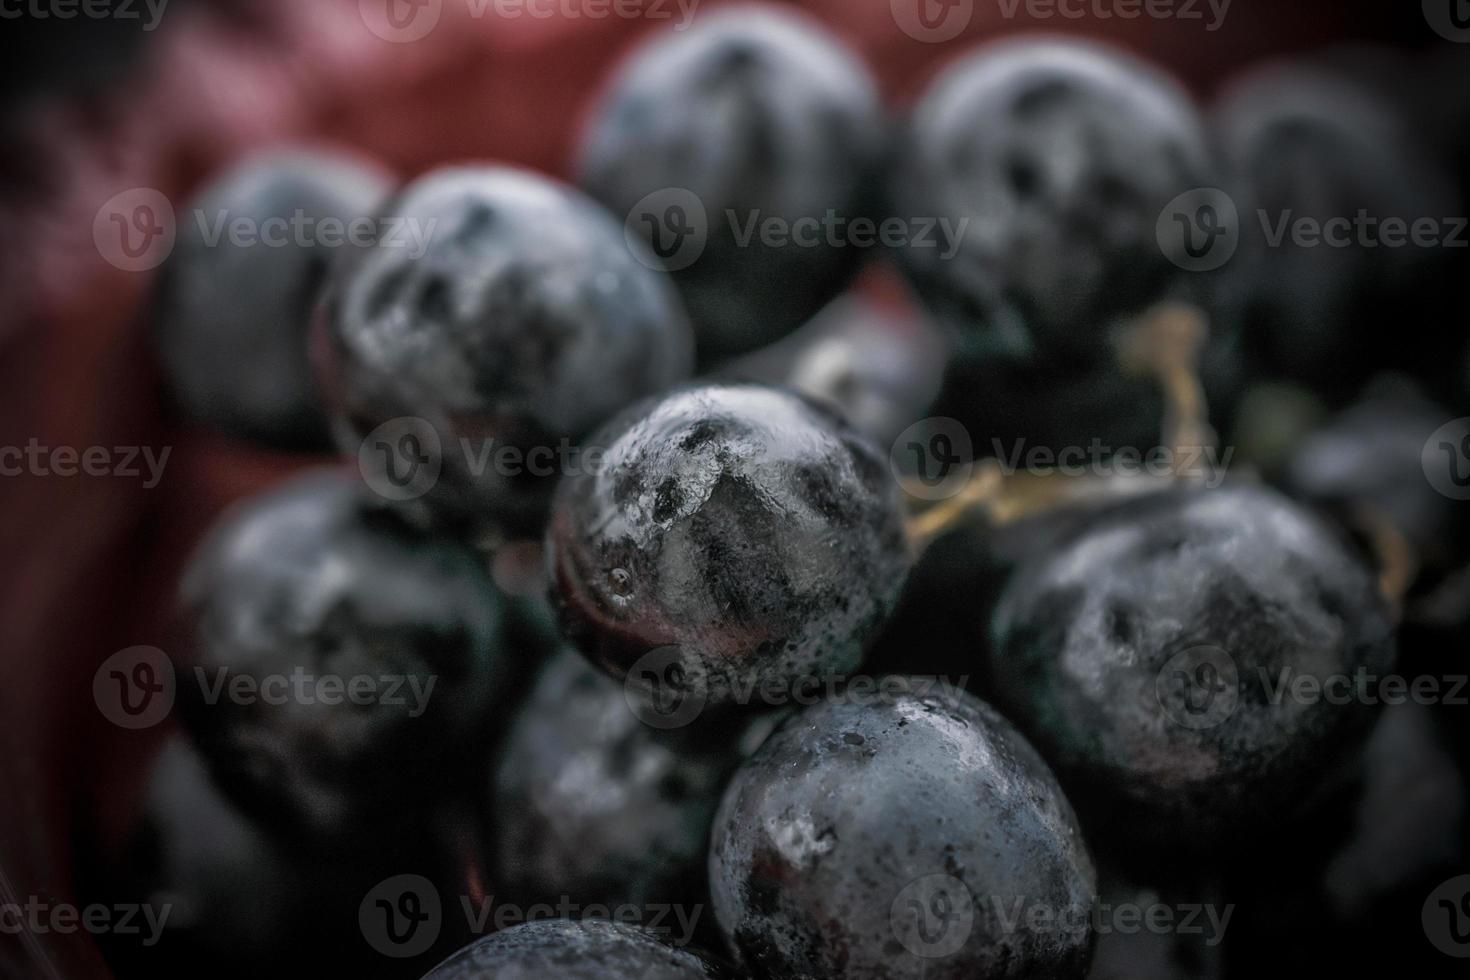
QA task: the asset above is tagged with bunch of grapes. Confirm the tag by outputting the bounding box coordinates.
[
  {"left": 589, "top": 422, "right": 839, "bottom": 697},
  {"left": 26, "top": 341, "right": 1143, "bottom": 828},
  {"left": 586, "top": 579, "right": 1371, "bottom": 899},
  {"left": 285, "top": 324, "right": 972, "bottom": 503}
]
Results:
[{"left": 88, "top": 6, "right": 1470, "bottom": 979}]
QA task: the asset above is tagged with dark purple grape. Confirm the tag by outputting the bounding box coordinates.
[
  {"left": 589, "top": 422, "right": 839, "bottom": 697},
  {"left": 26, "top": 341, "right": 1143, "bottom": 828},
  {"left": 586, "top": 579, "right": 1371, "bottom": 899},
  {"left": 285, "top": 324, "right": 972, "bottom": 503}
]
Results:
[
  {"left": 547, "top": 383, "right": 911, "bottom": 711},
  {"left": 316, "top": 166, "right": 694, "bottom": 536},
  {"left": 178, "top": 469, "right": 507, "bottom": 843},
  {"left": 709, "top": 684, "right": 1098, "bottom": 980},
  {"left": 491, "top": 650, "right": 778, "bottom": 912},
  {"left": 890, "top": 38, "right": 1213, "bottom": 368},
  {"left": 1283, "top": 380, "right": 1469, "bottom": 581},
  {"left": 155, "top": 148, "right": 390, "bottom": 449},
  {"left": 1224, "top": 701, "right": 1468, "bottom": 978},
  {"left": 578, "top": 5, "right": 884, "bottom": 363},
  {"left": 991, "top": 484, "right": 1396, "bottom": 849},
  {"left": 1212, "top": 64, "right": 1461, "bottom": 403},
  {"left": 419, "top": 919, "right": 724, "bottom": 979},
  {"left": 93, "top": 736, "right": 354, "bottom": 978}
]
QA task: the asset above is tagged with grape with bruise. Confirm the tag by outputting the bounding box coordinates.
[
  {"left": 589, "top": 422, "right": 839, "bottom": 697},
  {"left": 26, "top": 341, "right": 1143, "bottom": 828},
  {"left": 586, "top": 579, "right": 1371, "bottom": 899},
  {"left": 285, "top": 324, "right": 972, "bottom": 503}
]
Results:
[
  {"left": 547, "top": 383, "right": 911, "bottom": 711},
  {"left": 991, "top": 484, "right": 1396, "bottom": 849},
  {"left": 316, "top": 165, "right": 694, "bottom": 536},
  {"left": 578, "top": 5, "right": 884, "bottom": 363},
  {"left": 890, "top": 37, "right": 1213, "bottom": 368}
]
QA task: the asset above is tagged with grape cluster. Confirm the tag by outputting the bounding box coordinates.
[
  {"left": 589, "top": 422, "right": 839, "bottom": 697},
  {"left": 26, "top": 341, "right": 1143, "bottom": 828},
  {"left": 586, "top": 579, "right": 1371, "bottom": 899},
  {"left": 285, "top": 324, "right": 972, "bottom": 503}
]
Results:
[{"left": 84, "top": 6, "right": 1470, "bottom": 980}]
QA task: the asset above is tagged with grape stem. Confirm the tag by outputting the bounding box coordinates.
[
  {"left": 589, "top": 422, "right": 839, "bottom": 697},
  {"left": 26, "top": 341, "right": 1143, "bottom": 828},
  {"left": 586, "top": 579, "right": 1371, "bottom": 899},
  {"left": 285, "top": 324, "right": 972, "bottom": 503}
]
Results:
[
  {"left": 1348, "top": 502, "right": 1416, "bottom": 615},
  {"left": 904, "top": 302, "right": 1217, "bottom": 553},
  {"left": 1116, "top": 301, "right": 1216, "bottom": 475}
]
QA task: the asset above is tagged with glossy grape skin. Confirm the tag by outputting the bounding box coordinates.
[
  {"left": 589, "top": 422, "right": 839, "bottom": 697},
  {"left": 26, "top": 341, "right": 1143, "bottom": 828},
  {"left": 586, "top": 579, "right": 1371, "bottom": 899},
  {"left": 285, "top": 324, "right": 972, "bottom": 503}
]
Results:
[
  {"left": 177, "top": 469, "right": 506, "bottom": 844},
  {"left": 708, "top": 685, "right": 1098, "bottom": 980},
  {"left": 990, "top": 484, "right": 1396, "bottom": 848},
  {"left": 419, "top": 919, "right": 724, "bottom": 980},
  {"left": 492, "top": 650, "right": 779, "bottom": 913},
  {"left": 890, "top": 38, "right": 1213, "bottom": 368},
  {"left": 547, "top": 383, "right": 911, "bottom": 711},
  {"left": 316, "top": 166, "right": 694, "bottom": 536},
  {"left": 1211, "top": 65, "right": 1461, "bottom": 403},
  {"left": 155, "top": 149, "right": 390, "bottom": 449},
  {"left": 578, "top": 5, "right": 884, "bottom": 363}
]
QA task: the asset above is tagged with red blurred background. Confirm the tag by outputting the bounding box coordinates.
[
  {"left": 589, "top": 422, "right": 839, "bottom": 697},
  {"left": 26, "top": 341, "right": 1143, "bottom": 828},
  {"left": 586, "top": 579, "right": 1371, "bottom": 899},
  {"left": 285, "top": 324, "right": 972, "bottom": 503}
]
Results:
[{"left": 0, "top": 0, "right": 1445, "bottom": 975}]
